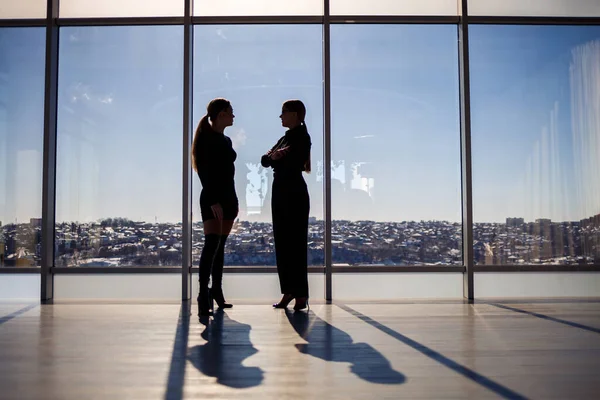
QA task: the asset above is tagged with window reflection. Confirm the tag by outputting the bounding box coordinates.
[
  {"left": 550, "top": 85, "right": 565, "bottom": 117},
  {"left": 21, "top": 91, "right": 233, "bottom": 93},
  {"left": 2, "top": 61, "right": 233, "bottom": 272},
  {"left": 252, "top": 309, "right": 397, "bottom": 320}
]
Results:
[
  {"left": 330, "top": 25, "right": 462, "bottom": 266},
  {"left": 55, "top": 26, "right": 183, "bottom": 267},
  {"left": 0, "top": 28, "right": 45, "bottom": 268},
  {"left": 192, "top": 25, "right": 324, "bottom": 267},
  {"left": 471, "top": 25, "right": 600, "bottom": 265}
]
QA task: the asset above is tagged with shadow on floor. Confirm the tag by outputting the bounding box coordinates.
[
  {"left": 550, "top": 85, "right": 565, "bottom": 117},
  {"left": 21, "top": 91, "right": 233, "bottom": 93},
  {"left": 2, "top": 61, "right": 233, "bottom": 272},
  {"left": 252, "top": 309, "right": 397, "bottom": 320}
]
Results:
[
  {"left": 490, "top": 303, "right": 600, "bottom": 334},
  {"left": 165, "top": 303, "right": 190, "bottom": 400},
  {"left": 0, "top": 304, "right": 38, "bottom": 325},
  {"left": 188, "top": 309, "right": 264, "bottom": 389},
  {"left": 285, "top": 309, "right": 406, "bottom": 384},
  {"left": 338, "top": 304, "right": 527, "bottom": 400}
]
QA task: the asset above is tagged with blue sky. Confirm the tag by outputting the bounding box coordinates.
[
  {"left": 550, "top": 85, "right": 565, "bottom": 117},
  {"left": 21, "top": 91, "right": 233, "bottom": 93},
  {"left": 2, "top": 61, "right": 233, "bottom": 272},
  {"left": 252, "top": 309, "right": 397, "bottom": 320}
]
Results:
[
  {"left": 1, "top": 24, "right": 599, "bottom": 224},
  {"left": 470, "top": 25, "right": 600, "bottom": 222}
]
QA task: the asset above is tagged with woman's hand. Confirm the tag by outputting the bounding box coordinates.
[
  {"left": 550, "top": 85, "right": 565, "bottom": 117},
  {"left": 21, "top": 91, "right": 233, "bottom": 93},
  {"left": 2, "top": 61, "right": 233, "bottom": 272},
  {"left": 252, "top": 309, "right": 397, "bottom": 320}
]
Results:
[
  {"left": 211, "top": 203, "right": 223, "bottom": 220},
  {"left": 270, "top": 146, "right": 290, "bottom": 160}
]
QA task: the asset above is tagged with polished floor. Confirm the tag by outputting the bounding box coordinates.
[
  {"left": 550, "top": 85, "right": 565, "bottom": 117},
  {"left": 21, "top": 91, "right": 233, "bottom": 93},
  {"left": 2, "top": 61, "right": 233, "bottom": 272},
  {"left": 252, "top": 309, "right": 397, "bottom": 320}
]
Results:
[{"left": 1, "top": 300, "right": 600, "bottom": 400}]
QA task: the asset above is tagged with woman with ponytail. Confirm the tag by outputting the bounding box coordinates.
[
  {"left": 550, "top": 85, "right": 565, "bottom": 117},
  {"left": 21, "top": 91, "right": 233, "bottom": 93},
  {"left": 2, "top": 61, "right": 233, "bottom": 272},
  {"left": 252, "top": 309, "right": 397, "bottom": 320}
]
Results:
[
  {"left": 192, "top": 98, "right": 238, "bottom": 317},
  {"left": 261, "top": 99, "right": 312, "bottom": 311}
]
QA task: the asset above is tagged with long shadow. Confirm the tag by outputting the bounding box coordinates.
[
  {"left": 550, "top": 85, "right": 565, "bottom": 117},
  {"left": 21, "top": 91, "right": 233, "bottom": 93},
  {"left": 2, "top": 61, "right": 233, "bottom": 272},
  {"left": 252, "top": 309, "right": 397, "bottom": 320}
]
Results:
[
  {"left": 337, "top": 304, "right": 527, "bottom": 400},
  {"left": 285, "top": 309, "right": 406, "bottom": 384},
  {"left": 164, "top": 302, "right": 191, "bottom": 400},
  {"left": 484, "top": 298, "right": 600, "bottom": 304},
  {"left": 490, "top": 303, "right": 600, "bottom": 334},
  {"left": 188, "top": 309, "right": 264, "bottom": 389},
  {"left": 0, "top": 304, "right": 38, "bottom": 326}
]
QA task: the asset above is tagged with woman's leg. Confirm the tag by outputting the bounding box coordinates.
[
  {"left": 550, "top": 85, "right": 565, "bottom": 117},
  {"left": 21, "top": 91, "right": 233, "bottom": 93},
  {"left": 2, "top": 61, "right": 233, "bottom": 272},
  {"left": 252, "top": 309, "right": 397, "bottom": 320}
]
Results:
[
  {"left": 272, "top": 191, "right": 293, "bottom": 295},
  {"left": 211, "top": 219, "right": 235, "bottom": 307},
  {"left": 198, "top": 219, "right": 222, "bottom": 315},
  {"left": 290, "top": 196, "right": 310, "bottom": 299},
  {"left": 271, "top": 185, "right": 295, "bottom": 308},
  {"left": 287, "top": 187, "right": 309, "bottom": 308}
]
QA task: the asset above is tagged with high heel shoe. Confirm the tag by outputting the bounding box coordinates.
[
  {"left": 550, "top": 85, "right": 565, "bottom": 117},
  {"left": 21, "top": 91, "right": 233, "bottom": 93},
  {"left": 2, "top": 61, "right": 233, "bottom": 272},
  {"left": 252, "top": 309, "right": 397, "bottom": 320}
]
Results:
[
  {"left": 293, "top": 297, "right": 309, "bottom": 311},
  {"left": 273, "top": 294, "right": 294, "bottom": 309},
  {"left": 210, "top": 288, "right": 233, "bottom": 309},
  {"left": 197, "top": 291, "right": 213, "bottom": 317}
]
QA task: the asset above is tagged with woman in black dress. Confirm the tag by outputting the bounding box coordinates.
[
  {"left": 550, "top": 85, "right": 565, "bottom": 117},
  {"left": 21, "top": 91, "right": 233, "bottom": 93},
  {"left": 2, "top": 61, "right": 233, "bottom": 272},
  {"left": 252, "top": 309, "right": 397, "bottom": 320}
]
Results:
[
  {"left": 192, "top": 98, "right": 238, "bottom": 317},
  {"left": 261, "top": 100, "right": 311, "bottom": 311}
]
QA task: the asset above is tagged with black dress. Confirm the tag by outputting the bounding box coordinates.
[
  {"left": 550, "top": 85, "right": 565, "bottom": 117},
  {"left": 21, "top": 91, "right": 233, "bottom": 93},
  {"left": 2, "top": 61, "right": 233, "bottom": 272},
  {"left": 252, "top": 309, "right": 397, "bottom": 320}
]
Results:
[
  {"left": 261, "top": 124, "right": 311, "bottom": 298},
  {"left": 194, "top": 129, "right": 239, "bottom": 221}
]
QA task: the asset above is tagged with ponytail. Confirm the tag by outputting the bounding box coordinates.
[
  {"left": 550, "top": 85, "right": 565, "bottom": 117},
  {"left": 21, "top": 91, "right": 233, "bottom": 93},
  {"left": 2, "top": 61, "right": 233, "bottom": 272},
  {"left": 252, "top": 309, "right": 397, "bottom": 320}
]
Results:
[
  {"left": 199, "top": 114, "right": 211, "bottom": 133},
  {"left": 302, "top": 121, "right": 311, "bottom": 173},
  {"left": 304, "top": 152, "right": 311, "bottom": 173},
  {"left": 191, "top": 115, "right": 210, "bottom": 172}
]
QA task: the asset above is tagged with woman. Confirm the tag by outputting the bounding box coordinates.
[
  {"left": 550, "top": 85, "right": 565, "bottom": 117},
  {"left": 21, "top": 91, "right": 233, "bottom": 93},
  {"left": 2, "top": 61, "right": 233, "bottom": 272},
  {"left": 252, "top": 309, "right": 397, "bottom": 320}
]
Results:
[
  {"left": 261, "top": 100, "right": 311, "bottom": 311},
  {"left": 192, "top": 98, "right": 238, "bottom": 317}
]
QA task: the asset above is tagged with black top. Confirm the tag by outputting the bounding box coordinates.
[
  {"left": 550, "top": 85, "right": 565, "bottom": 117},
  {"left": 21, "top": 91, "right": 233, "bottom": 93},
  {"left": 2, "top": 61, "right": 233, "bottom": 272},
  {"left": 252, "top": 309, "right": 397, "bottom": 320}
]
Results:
[
  {"left": 194, "top": 129, "right": 237, "bottom": 205},
  {"left": 261, "top": 123, "right": 312, "bottom": 177}
]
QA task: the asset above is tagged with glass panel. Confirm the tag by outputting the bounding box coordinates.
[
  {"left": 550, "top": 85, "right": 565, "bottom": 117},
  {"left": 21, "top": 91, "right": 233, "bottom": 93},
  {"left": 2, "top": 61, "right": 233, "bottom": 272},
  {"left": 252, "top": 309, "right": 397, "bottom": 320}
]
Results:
[
  {"left": 470, "top": 25, "right": 600, "bottom": 266},
  {"left": 331, "top": 0, "right": 459, "bottom": 16},
  {"left": 192, "top": 273, "right": 325, "bottom": 299},
  {"left": 475, "top": 273, "right": 600, "bottom": 297},
  {"left": 333, "top": 273, "right": 463, "bottom": 298},
  {"left": 330, "top": 25, "right": 461, "bottom": 266},
  {"left": 52, "top": 272, "right": 325, "bottom": 300},
  {"left": 56, "top": 26, "right": 183, "bottom": 267},
  {"left": 193, "top": 25, "right": 324, "bottom": 267},
  {"left": 0, "top": 28, "right": 45, "bottom": 268},
  {"left": 54, "top": 274, "right": 182, "bottom": 299},
  {"left": 0, "top": 0, "right": 46, "bottom": 19},
  {"left": 468, "top": 0, "right": 600, "bottom": 17},
  {"left": 194, "top": 0, "right": 323, "bottom": 16},
  {"left": 59, "top": 0, "right": 183, "bottom": 18}
]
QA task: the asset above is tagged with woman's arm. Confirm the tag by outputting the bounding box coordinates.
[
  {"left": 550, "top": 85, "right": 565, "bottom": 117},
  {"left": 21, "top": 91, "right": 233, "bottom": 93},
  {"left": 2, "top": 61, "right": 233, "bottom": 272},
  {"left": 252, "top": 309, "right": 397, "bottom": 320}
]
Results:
[
  {"left": 260, "top": 154, "right": 272, "bottom": 168},
  {"left": 278, "top": 133, "right": 311, "bottom": 170},
  {"left": 261, "top": 137, "right": 286, "bottom": 168}
]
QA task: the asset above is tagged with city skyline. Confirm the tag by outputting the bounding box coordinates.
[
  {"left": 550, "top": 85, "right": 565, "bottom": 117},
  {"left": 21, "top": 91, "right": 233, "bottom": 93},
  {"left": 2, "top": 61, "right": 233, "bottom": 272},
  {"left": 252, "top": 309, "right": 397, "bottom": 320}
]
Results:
[
  {"left": 1, "top": 25, "right": 600, "bottom": 225},
  {"left": 2, "top": 216, "right": 598, "bottom": 267}
]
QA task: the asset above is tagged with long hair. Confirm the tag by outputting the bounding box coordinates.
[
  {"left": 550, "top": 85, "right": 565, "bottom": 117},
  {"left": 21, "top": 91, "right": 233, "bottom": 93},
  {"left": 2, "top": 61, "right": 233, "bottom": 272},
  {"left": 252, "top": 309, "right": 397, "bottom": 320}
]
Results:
[
  {"left": 283, "top": 99, "right": 311, "bottom": 173},
  {"left": 192, "top": 98, "right": 231, "bottom": 172}
]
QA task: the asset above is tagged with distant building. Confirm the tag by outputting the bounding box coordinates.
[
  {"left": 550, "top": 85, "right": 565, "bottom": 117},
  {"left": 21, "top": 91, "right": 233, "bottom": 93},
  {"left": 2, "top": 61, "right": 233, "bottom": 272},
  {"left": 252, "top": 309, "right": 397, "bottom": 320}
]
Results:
[
  {"left": 30, "top": 218, "right": 42, "bottom": 228},
  {"left": 535, "top": 218, "right": 552, "bottom": 233},
  {"left": 506, "top": 217, "right": 524, "bottom": 227},
  {"left": 581, "top": 213, "right": 600, "bottom": 228}
]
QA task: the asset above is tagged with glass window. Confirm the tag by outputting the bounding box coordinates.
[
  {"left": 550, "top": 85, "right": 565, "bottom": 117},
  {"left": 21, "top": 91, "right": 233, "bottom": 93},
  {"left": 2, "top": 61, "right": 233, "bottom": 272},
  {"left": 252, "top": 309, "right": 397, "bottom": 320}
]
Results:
[
  {"left": 0, "top": 28, "right": 46, "bottom": 268},
  {"left": 331, "top": 0, "right": 459, "bottom": 16},
  {"left": 194, "top": 0, "right": 323, "bottom": 16},
  {"left": 193, "top": 25, "right": 324, "bottom": 267},
  {"left": 55, "top": 26, "right": 183, "bottom": 267},
  {"left": 468, "top": 0, "right": 600, "bottom": 17},
  {"left": 0, "top": 0, "right": 46, "bottom": 19},
  {"left": 59, "top": 0, "right": 183, "bottom": 18},
  {"left": 330, "top": 25, "right": 462, "bottom": 266},
  {"left": 470, "top": 25, "right": 600, "bottom": 266}
]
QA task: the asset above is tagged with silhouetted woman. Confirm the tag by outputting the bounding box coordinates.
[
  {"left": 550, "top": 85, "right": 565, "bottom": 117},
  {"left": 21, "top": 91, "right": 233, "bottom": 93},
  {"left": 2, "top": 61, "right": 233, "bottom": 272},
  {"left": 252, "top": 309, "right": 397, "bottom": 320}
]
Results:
[
  {"left": 261, "top": 100, "right": 311, "bottom": 311},
  {"left": 193, "top": 98, "right": 237, "bottom": 317}
]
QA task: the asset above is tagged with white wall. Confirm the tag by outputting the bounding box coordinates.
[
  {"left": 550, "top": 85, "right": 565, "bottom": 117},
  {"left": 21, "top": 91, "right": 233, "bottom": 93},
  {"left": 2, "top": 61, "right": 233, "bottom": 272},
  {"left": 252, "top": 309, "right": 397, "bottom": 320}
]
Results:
[
  {"left": 0, "top": 274, "right": 40, "bottom": 300},
  {"left": 475, "top": 272, "right": 600, "bottom": 298}
]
